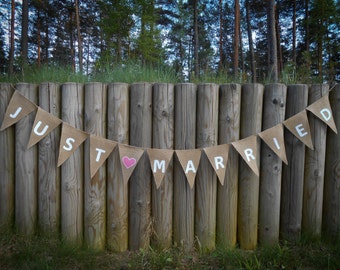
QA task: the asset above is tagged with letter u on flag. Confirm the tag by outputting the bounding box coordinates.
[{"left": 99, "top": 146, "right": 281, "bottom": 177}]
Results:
[{"left": 27, "top": 107, "right": 62, "bottom": 149}]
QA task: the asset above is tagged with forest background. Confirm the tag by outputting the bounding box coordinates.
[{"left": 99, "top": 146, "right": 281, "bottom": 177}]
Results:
[{"left": 0, "top": 0, "right": 339, "bottom": 84}]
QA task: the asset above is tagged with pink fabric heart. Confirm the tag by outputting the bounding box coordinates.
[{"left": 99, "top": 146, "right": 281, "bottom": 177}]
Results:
[{"left": 122, "top": 156, "right": 137, "bottom": 169}]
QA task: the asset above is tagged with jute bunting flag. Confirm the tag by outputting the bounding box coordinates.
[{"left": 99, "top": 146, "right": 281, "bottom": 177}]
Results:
[
  {"left": 57, "top": 123, "right": 88, "bottom": 166},
  {"left": 306, "top": 93, "right": 338, "bottom": 134},
  {"left": 27, "top": 107, "right": 62, "bottom": 149},
  {"left": 232, "top": 135, "right": 260, "bottom": 176},
  {"left": 175, "top": 149, "right": 201, "bottom": 189},
  {"left": 258, "top": 123, "right": 288, "bottom": 164},
  {"left": 118, "top": 144, "right": 145, "bottom": 184},
  {"left": 147, "top": 148, "right": 174, "bottom": 189},
  {"left": 0, "top": 90, "right": 37, "bottom": 131},
  {"left": 283, "top": 110, "right": 314, "bottom": 150},
  {"left": 203, "top": 144, "right": 230, "bottom": 185},
  {"left": 90, "top": 135, "right": 117, "bottom": 178}
]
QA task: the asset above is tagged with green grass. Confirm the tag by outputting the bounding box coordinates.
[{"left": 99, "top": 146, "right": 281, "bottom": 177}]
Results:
[{"left": 1, "top": 225, "right": 339, "bottom": 270}]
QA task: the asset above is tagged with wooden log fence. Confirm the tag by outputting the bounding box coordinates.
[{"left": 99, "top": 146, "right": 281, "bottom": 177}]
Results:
[{"left": 0, "top": 82, "right": 339, "bottom": 251}]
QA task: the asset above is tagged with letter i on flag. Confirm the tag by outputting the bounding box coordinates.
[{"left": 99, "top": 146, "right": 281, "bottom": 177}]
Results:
[{"left": 0, "top": 90, "right": 37, "bottom": 131}]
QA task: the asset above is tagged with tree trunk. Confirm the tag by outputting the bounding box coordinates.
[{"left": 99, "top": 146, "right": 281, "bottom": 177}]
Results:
[
  {"left": 75, "top": 0, "right": 83, "bottom": 73},
  {"left": 246, "top": 0, "right": 256, "bottom": 82},
  {"left": 275, "top": 4, "right": 283, "bottom": 74},
  {"left": 233, "top": 0, "right": 240, "bottom": 79},
  {"left": 219, "top": 0, "right": 223, "bottom": 71},
  {"left": 267, "top": 0, "right": 278, "bottom": 82},
  {"left": 9, "top": 0, "right": 15, "bottom": 76},
  {"left": 193, "top": 0, "right": 199, "bottom": 77},
  {"left": 292, "top": 0, "right": 297, "bottom": 64},
  {"left": 21, "top": 0, "right": 29, "bottom": 68}
]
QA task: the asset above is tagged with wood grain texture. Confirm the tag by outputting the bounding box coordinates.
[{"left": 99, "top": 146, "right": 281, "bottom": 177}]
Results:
[
  {"left": 38, "top": 82, "right": 61, "bottom": 233},
  {"left": 173, "top": 83, "right": 197, "bottom": 251},
  {"left": 216, "top": 84, "right": 241, "bottom": 247},
  {"left": 238, "top": 83, "right": 264, "bottom": 250},
  {"left": 280, "top": 84, "right": 308, "bottom": 240},
  {"left": 259, "top": 83, "right": 287, "bottom": 245},
  {"left": 323, "top": 85, "right": 340, "bottom": 240},
  {"left": 195, "top": 83, "right": 219, "bottom": 251},
  {"left": 128, "top": 82, "right": 153, "bottom": 250},
  {"left": 61, "top": 83, "right": 84, "bottom": 244},
  {"left": 84, "top": 82, "right": 107, "bottom": 249},
  {"left": 107, "top": 83, "right": 130, "bottom": 252},
  {"left": 15, "top": 83, "right": 38, "bottom": 235},
  {"left": 302, "top": 84, "right": 328, "bottom": 236},
  {"left": 151, "top": 83, "right": 174, "bottom": 249},
  {"left": 0, "top": 83, "right": 14, "bottom": 226}
]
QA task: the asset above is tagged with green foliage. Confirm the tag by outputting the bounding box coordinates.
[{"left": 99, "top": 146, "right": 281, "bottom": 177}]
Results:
[{"left": 1, "top": 224, "right": 339, "bottom": 270}]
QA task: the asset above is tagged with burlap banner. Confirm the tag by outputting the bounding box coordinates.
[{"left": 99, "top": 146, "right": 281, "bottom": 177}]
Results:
[
  {"left": 147, "top": 148, "right": 174, "bottom": 189},
  {"left": 306, "top": 93, "right": 338, "bottom": 134},
  {"left": 0, "top": 90, "right": 37, "bottom": 131},
  {"left": 90, "top": 135, "right": 117, "bottom": 178},
  {"left": 57, "top": 123, "right": 88, "bottom": 166},
  {"left": 27, "top": 107, "right": 62, "bottom": 149},
  {"left": 118, "top": 144, "right": 145, "bottom": 184},
  {"left": 0, "top": 87, "right": 339, "bottom": 181},
  {"left": 232, "top": 135, "right": 260, "bottom": 176},
  {"left": 258, "top": 123, "right": 288, "bottom": 165},
  {"left": 283, "top": 110, "right": 314, "bottom": 150},
  {"left": 203, "top": 144, "right": 230, "bottom": 185},
  {"left": 175, "top": 149, "right": 202, "bottom": 189}
]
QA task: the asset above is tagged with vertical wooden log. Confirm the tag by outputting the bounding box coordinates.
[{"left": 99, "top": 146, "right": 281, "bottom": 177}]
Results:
[
  {"left": 151, "top": 83, "right": 174, "bottom": 249},
  {"left": 259, "top": 83, "right": 287, "bottom": 245},
  {"left": 173, "top": 83, "right": 196, "bottom": 251},
  {"left": 195, "top": 83, "right": 219, "bottom": 251},
  {"left": 129, "top": 82, "right": 153, "bottom": 250},
  {"left": 238, "top": 83, "right": 264, "bottom": 250},
  {"left": 217, "top": 84, "right": 241, "bottom": 247},
  {"left": 38, "top": 82, "right": 61, "bottom": 233},
  {"left": 323, "top": 85, "right": 340, "bottom": 240},
  {"left": 61, "top": 83, "right": 84, "bottom": 244},
  {"left": 281, "top": 84, "right": 308, "bottom": 240},
  {"left": 107, "top": 83, "right": 129, "bottom": 252},
  {"left": 15, "top": 83, "right": 38, "bottom": 235},
  {"left": 84, "top": 82, "right": 107, "bottom": 249},
  {"left": 302, "top": 84, "right": 328, "bottom": 236},
  {"left": 0, "top": 83, "right": 15, "bottom": 227}
]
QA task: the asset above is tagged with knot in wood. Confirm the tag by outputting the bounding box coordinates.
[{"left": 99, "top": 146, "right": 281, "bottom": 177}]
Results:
[
  {"left": 162, "top": 110, "right": 168, "bottom": 117},
  {"left": 314, "top": 169, "right": 321, "bottom": 177},
  {"left": 272, "top": 98, "right": 278, "bottom": 105}
]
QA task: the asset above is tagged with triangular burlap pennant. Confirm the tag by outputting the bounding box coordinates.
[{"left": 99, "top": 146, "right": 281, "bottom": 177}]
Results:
[
  {"left": 175, "top": 149, "right": 202, "bottom": 189},
  {"left": 0, "top": 90, "right": 37, "bottom": 131},
  {"left": 118, "top": 144, "right": 145, "bottom": 184},
  {"left": 27, "top": 107, "right": 62, "bottom": 149},
  {"left": 203, "top": 144, "right": 230, "bottom": 185},
  {"left": 283, "top": 110, "right": 314, "bottom": 150},
  {"left": 231, "top": 135, "right": 260, "bottom": 176},
  {"left": 57, "top": 123, "right": 88, "bottom": 166},
  {"left": 258, "top": 124, "right": 288, "bottom": 165},
  {"left": 147, "top": 148, "right": 174, "bottom": 189},
  {"left": 90, "top": 135, "right": 117, "bottom": 178},
  {"left": 306, "top": 93, "right": 338, "bottom": 134}
]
